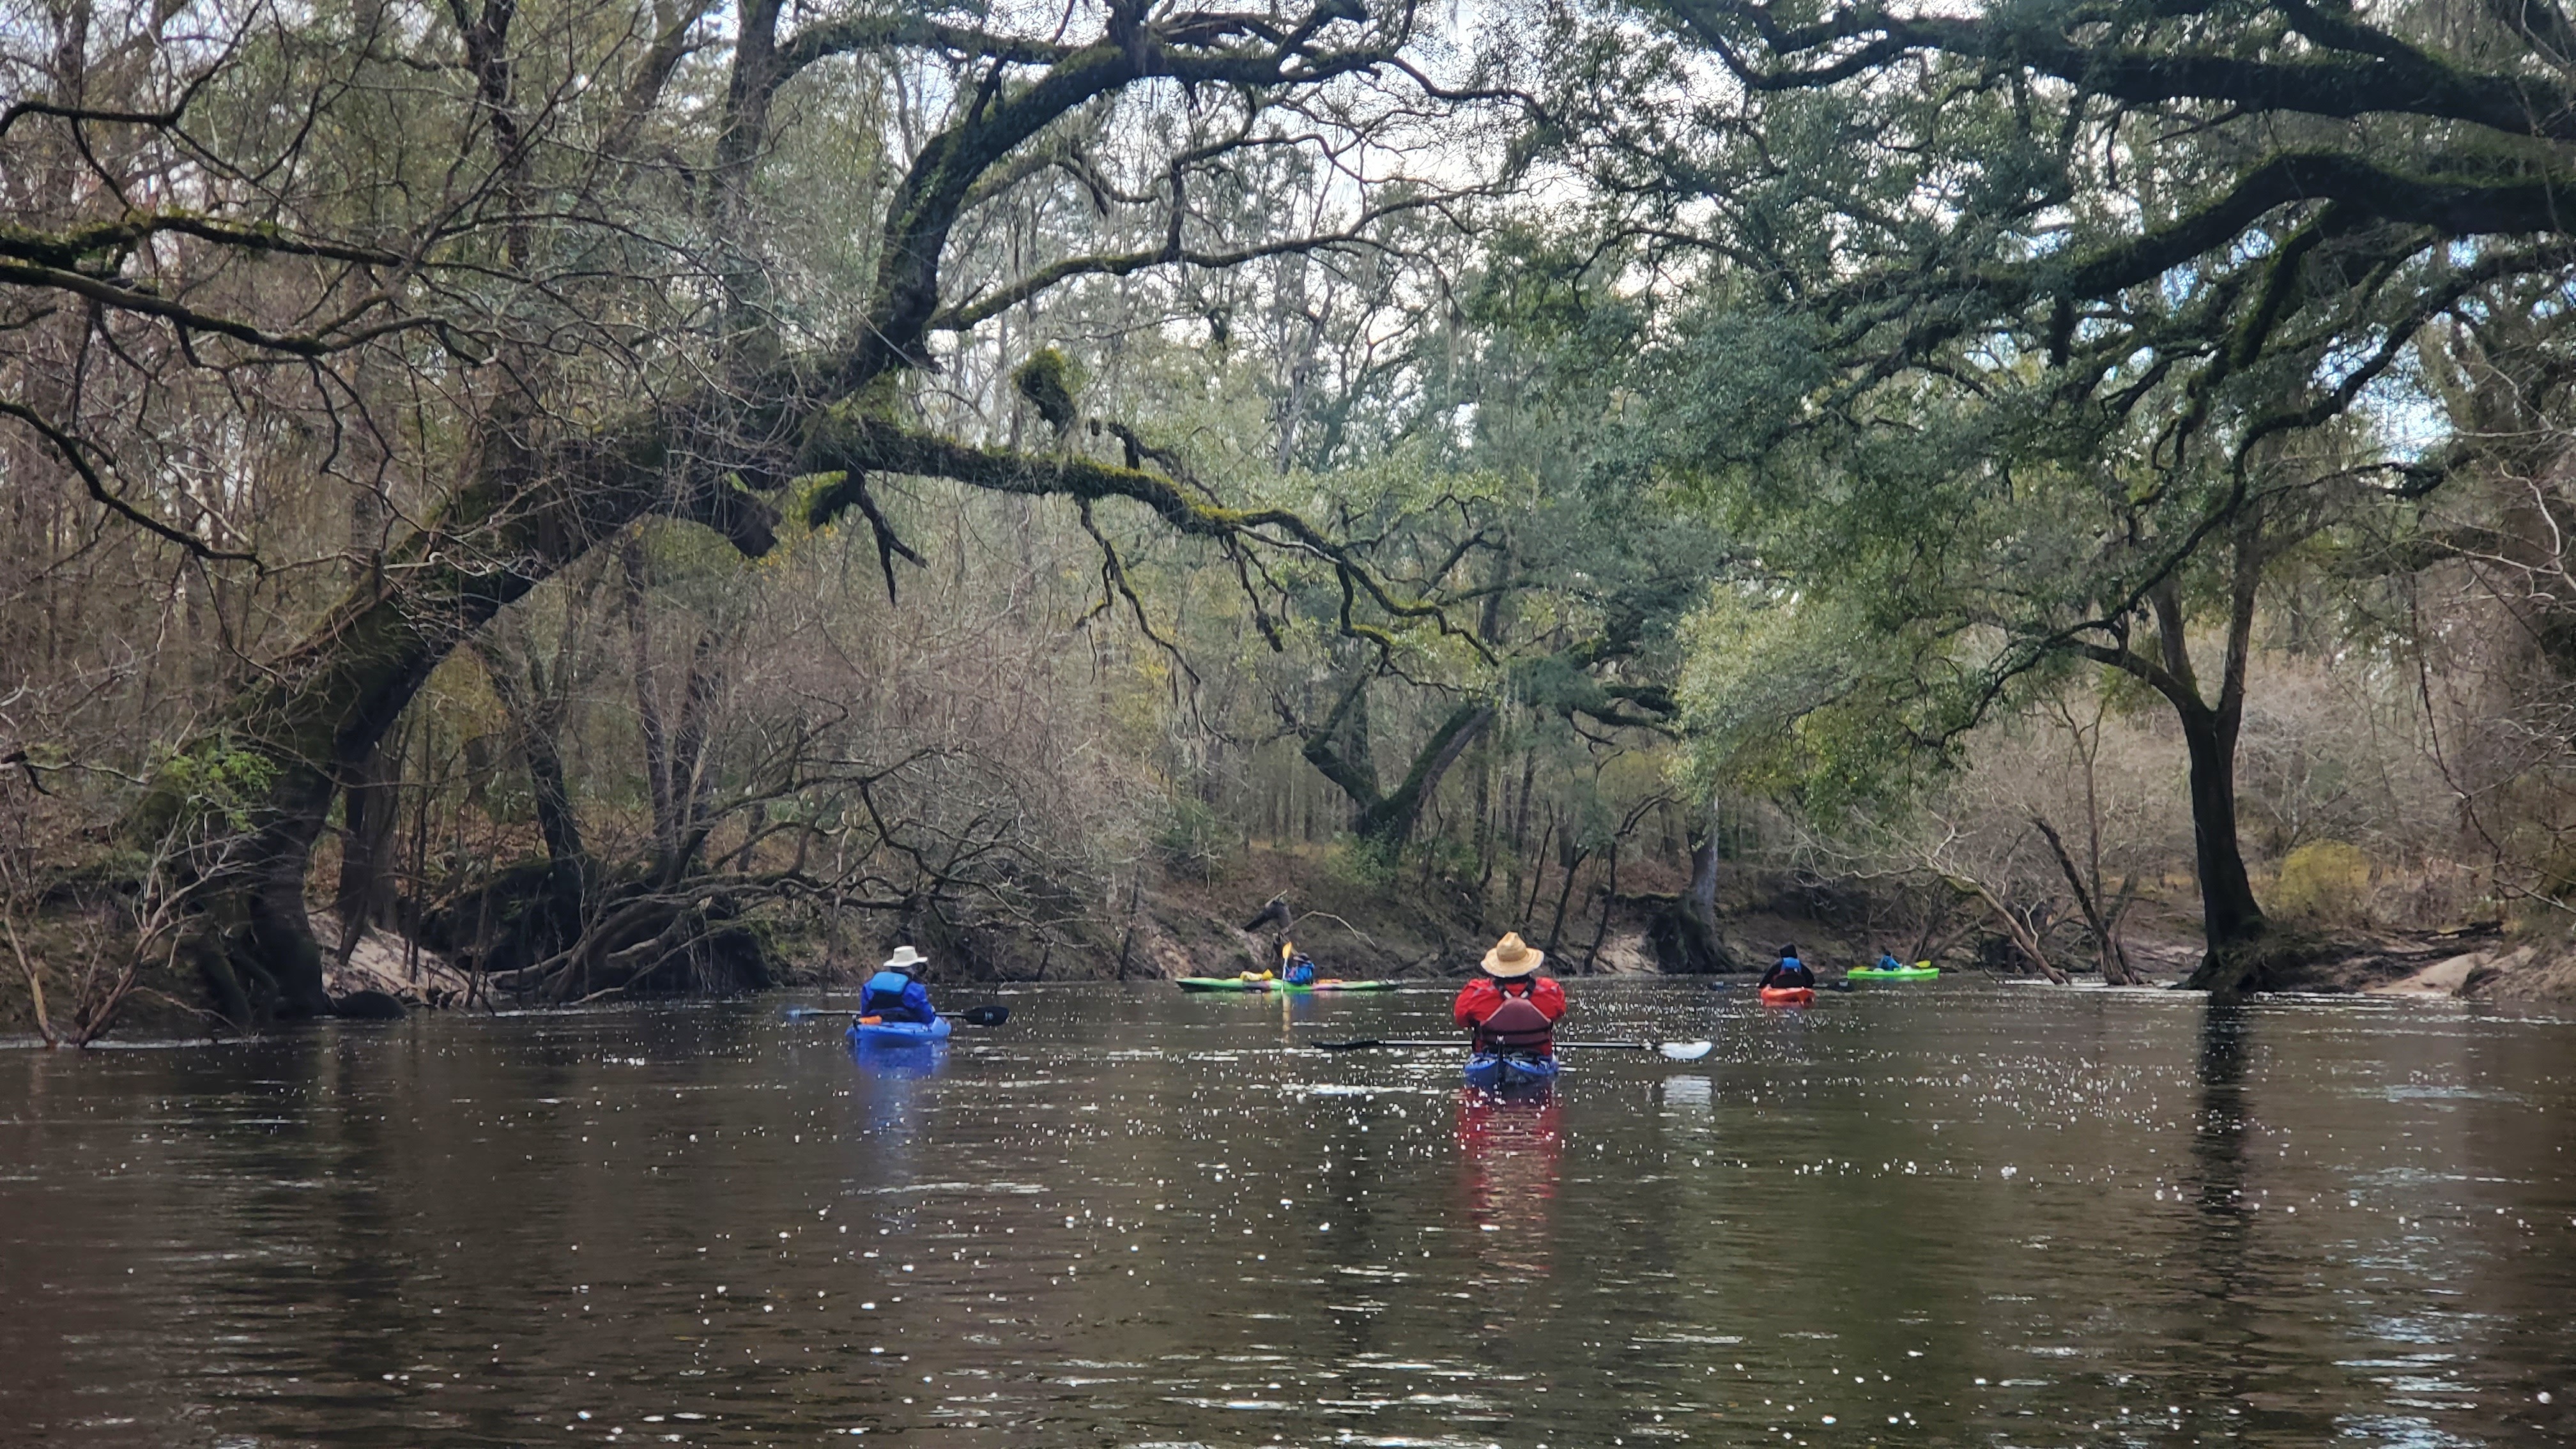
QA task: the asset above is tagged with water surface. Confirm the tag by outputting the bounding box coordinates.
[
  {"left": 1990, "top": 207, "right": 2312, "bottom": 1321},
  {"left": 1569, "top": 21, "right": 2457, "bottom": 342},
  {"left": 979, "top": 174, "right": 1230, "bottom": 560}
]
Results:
[{"left": 4, "top": 981, "right": 2572, "bottom": 1446}]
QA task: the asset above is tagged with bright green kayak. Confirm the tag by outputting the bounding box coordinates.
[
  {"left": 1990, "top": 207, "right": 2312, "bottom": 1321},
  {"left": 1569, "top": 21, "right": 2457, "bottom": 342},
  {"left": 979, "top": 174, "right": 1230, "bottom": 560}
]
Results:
[
  {"left": 1846, "top": 965, "right": 1940, "bottom": 980},
  {"left": 1176, "top": 976, "right": 1397, "bottom": 993}
]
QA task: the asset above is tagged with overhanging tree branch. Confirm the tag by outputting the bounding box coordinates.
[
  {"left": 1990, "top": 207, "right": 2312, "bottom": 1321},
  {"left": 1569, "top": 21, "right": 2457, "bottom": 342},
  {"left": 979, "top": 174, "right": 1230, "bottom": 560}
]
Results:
[
  {"left": 1668, "top": 0, "right": 2576, "bottom": 139},
  {"left": 798, "top": 411, "right": 1495, "bottom": 661}
]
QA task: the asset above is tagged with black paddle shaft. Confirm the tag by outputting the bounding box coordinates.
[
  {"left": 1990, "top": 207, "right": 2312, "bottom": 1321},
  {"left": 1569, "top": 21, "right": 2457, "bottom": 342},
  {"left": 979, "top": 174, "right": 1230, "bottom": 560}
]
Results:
[
  {"left": 1313, "top": 1038, "right": 1652, "bottom": 1052},
  {"left": 788, "top": 1004, "right": 1009, "bottom": 1025}
]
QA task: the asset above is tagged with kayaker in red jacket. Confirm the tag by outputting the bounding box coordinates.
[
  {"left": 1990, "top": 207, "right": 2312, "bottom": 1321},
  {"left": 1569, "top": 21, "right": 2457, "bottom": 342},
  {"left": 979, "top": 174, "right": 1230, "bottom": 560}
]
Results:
[{"left": 1454, "top": 933, "right": 1568, "bottom": 1054}]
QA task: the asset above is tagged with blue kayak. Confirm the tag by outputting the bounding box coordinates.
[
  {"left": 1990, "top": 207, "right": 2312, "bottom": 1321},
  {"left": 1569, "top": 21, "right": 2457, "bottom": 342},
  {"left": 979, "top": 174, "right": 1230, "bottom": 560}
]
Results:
[
  {"left": 1465, "top": 1051, "right": 1561, "bottom": 1091},
  {"left": 846, "top": 1016, "right": 953, "bottom": 1048}
]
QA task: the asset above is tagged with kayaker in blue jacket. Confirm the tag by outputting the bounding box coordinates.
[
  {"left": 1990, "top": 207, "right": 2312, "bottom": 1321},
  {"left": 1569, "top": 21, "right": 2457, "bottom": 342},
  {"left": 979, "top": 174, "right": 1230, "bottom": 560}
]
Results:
[
  {"left": 1761, "top": 945, "right": 1815, "bottom": 990},
  {"left": 1281, "top": 943, "right": 1318, "bottom": 986},
  {"left": 1875, "top": 949, "right": 1907, "bottom": 972},
  {"left": 861, "top": 946, "right": 939, "bottom": 1024}
]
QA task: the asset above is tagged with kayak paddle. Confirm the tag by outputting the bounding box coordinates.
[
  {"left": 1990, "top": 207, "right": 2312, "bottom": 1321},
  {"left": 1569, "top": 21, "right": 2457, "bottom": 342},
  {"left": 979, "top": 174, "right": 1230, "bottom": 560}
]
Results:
[
  {"left": 786, "top": 1003, "right": 1010, "bottom": 1026},
  {"left": 1314, "top": 1037, "right": 1713, "bottom": 1062}
]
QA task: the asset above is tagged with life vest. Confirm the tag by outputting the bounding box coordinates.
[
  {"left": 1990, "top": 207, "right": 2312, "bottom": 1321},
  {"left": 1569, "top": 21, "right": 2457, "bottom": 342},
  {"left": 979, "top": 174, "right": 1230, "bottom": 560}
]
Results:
[
  {"left": 1476, "top": 990, "right": 1556, "bottom": 1051},
  {"left": 861, "top": 969, "right": 930, "bottom": 1022}
]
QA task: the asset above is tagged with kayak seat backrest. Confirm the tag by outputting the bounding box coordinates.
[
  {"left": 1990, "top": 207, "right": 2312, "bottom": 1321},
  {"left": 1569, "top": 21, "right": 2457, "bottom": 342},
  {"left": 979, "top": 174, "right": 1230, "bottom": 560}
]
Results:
[{"left": 1478, "top": 997, "right": 1554, "bottom": 1048}]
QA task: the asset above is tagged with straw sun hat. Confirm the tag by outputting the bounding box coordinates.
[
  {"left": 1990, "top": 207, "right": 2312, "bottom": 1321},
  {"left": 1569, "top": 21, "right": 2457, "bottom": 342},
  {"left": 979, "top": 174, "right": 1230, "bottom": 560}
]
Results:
[{"left": 1480, "top": 933, "right": 1544, "bottom": 977}]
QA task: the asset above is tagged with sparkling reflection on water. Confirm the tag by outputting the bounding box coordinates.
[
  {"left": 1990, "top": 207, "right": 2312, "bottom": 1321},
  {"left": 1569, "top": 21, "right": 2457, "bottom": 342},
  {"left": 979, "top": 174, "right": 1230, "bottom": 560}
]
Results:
[{"left": 3, "top": 981, "right": 2573, "bottom": 1446}]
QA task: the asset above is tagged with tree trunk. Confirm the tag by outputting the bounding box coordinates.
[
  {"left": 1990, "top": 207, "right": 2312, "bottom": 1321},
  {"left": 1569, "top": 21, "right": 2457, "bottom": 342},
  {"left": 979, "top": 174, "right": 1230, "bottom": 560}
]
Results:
[
  {"left": 2032, "top": 813, "right": 2139, "bottom": 984},
  {"left": 1954, "top": 873, "right": 2069, "bottom": 983},
  {"left": 1646, "top": 800, "right": 1739, "bottom": 972},
  {"left": 624, "top": 540, "right": 679, "bottom": 871},
  {"left": 1506, "top": 748, "right": 1538, "bottom": 910},
  {"left": 1584, "top": 838, "right": 1619, "bottom": 971},
  {"left": 1687, "top": 811, "right": 1722, "bottom": 923},
  {"left": 473, "top": 635, "right": 591, "bottom": 950},
  {"left": 2178, "top": 702, "right": 2273, "bottom": 993},
  {"left": 1469, "top": 737, "right": 1496, "bottom": 904},
  {"left": 1298, "top": 668, "right": 1493, "bottom": 852},
  {"left": 241, "top": 775, "right": 339, "bottom": 1020},
  {"left": 1520, "top": 814, "right": 1556, "bottom": 926},
  {"left": 332, "top": 730, "right": 402, "bottom": 967},
  {"left": 2078, "top": 525, "right": 2274, "bottom": 997},
  {"left": 666, "top": 629, "right": 725, "bottom": 880},
  {"left": 1542, "top": 834, "right": 1588, "bottom": 956},
  {"left": 1354, "top": 702, "right": 1492, "bottom": 848},
  {"left": 1297, "top": 670, "right": 1381, "bottom": 827}
]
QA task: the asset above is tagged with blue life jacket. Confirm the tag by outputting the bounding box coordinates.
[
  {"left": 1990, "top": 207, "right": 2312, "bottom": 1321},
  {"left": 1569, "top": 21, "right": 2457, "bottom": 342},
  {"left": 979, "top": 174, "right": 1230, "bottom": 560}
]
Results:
[
  {"left": 1765, "top": 956, "right": 1813, "bottom": 988},
  {"left": 1284, "top": 956, "right": 1317, "bottom": 986},
  {"left": 861, "top": 969, "right": 935, "bottom": 1023},
  {"left": 1877, "top": 954, "right": 1905, "bottom": 971}
]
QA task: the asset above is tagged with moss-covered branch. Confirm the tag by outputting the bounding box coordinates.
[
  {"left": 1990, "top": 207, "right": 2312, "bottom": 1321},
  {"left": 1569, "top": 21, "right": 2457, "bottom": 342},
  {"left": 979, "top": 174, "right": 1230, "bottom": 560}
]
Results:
[
  {"left": 1673, "top": 0, "right": 2576, "bottom": 139},
  {"left": 799, "top": 409, "right": 1491, "bottom": 659}
]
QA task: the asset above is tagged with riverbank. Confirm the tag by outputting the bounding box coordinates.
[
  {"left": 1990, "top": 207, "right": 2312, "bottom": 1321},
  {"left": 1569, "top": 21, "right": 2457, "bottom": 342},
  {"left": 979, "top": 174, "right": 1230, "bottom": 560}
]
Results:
[{"left": 12, "top": 842, "right": 2573, "bottom": 1041}]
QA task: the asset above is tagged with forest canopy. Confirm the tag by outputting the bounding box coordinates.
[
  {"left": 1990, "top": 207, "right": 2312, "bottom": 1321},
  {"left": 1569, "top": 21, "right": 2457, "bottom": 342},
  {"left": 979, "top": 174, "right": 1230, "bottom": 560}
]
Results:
[{"left": 9, "top": 0, "right": 2576, "bottom": 1036}]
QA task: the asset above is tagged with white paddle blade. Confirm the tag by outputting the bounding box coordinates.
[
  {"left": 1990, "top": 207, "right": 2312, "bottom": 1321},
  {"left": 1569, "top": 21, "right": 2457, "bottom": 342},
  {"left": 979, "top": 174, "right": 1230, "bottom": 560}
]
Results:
[{"left": 1659, "top": 1040, "right": 1713, "bottom": 1061}]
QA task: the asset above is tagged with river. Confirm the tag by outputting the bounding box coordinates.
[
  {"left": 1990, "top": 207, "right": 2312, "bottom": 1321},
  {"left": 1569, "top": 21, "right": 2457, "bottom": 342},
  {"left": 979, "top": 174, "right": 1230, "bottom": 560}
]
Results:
[{"left": 3, "top": 981, "right": 2571, "bottom": 1446}]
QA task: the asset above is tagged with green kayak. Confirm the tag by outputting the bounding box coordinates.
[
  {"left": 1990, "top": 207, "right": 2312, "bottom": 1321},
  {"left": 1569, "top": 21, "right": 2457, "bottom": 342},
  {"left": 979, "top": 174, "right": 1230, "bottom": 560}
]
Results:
[
  {"left": 1176, "top": 976, "right": 1397, "bottom": 993},
  {"left": 1846, "top": 964, "right": 1940, "bottom": 981}
]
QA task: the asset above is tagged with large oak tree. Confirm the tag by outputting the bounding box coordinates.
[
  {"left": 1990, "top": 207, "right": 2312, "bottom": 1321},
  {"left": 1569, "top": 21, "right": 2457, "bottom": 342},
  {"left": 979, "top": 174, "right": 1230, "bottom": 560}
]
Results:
[
  {"left": 1556, "top": 0, "right": 2576, "bottom": 991},
  {"left": 3, "top": 0, "right": 1510, "bottom": 1018}
]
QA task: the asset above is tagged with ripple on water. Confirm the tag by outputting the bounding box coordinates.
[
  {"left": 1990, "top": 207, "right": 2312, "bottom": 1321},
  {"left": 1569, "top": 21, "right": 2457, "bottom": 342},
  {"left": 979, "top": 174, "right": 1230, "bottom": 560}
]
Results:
[{"left": 1, "top": 981, "right": 2572, "bottom": 1447}]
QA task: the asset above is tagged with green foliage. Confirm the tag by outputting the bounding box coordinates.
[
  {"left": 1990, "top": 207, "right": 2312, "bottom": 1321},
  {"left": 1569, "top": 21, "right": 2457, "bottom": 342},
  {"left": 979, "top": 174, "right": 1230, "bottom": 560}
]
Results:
[
  {"left": 148, "top": 738, "right": 281, "bottom": 835},
  {"left": 2272, "top": 841, "right": 2373, "bottom": 923},
  {"left": 1014, "top": 349, "right": 1085, "bottom": 436},
  {"left": 1676, "top": 574, "right": 1988, "bottom": 815},
  {"left": 1512, "top": 0, "right": 2546, "bottom": 884},
  {"left": 1153, "top": 795, "right": 1240, "bottom": 884},
  {"left": 1413, "top": 830, "right": 1483, "bottom": 889},
  {"left": 1327, "top": 834, "right": 1402, "bottom": 891}
]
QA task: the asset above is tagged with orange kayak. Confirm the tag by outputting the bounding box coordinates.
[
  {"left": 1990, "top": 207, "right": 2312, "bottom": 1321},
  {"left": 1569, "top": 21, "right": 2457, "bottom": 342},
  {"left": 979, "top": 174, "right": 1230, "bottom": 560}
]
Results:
[{"left": 1759, "top": 986, "right": 1816, "bottom": 1006}]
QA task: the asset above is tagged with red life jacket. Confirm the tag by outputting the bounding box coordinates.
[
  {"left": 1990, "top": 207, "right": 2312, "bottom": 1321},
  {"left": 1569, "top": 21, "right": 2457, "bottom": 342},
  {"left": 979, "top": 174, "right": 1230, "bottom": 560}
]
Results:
[{"left": 1476, "top": 990, "right": 1556, "bottom": 1052}]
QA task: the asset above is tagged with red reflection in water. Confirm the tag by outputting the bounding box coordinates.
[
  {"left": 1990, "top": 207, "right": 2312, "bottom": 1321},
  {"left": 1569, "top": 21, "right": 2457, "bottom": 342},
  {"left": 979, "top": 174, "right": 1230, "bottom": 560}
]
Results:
[{"left": 1455, "top": 1085, "right": 1563, "bottom": 1278}]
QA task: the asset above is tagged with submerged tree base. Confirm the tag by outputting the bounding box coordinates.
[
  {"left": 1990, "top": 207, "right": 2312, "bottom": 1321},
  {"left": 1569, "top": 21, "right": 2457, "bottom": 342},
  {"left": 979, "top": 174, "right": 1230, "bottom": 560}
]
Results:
[{"left": 2186, "top": 922, "right": 2414, "bottom": 1000}]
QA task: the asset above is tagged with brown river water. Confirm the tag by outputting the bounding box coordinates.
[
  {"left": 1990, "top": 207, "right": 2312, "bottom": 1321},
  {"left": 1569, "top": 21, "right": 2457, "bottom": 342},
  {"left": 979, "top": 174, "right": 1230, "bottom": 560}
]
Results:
[{"left": 3, "top": 980, "right": 2572, "bottom": 1447}]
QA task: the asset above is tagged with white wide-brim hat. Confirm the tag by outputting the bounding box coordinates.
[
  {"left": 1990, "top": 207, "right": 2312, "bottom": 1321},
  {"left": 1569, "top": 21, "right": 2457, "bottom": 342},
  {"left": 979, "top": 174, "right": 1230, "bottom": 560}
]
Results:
[{"left": 882, "top": 945, "right": 928, "bottom": 971}]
